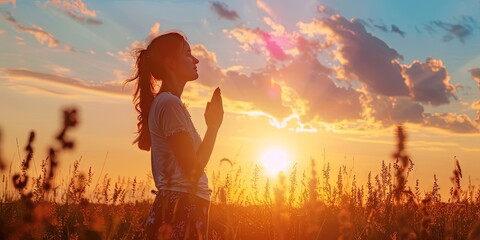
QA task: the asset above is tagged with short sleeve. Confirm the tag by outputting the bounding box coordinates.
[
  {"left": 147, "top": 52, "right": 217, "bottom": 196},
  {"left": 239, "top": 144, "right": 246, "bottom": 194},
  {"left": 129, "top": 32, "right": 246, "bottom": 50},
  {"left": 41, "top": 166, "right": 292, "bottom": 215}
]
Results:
[{"left": 158, "top": 97, "right": 190, "bottom": 137}]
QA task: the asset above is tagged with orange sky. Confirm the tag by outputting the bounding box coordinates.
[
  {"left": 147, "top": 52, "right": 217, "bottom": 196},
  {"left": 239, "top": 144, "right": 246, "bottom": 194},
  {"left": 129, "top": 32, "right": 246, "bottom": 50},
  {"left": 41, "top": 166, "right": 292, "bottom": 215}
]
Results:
[{"left": 1, "top": 0, "right": 480, "bottom": 200}]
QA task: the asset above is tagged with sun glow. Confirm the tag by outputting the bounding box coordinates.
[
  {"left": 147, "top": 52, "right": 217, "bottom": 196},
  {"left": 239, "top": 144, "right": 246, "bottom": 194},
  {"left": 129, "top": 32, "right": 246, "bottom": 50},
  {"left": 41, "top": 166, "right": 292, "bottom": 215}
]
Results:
[{"left": 260, "top": 148, "right": 290, "bottom": 177}]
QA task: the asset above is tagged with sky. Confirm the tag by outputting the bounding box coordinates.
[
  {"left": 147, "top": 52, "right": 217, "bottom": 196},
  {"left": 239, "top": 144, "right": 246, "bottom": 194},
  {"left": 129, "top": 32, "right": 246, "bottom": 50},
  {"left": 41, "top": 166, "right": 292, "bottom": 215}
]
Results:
[{"left": 0, "top": 0, "right": 479, "bottom": 198}]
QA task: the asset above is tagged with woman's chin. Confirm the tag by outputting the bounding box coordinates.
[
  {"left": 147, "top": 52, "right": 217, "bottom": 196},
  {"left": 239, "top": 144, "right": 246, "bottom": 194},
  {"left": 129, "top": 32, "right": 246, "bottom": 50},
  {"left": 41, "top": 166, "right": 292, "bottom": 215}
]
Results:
[{"left": 190, "top": 74, "right": 199, "bottom": 81}]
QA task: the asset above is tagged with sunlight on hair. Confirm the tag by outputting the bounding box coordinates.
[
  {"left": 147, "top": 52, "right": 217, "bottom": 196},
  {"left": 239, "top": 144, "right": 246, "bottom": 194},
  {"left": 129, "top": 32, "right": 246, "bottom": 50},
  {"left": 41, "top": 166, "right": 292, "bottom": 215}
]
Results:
[{"left": 260, "top": 147, "right": 290, "bottom": 177}]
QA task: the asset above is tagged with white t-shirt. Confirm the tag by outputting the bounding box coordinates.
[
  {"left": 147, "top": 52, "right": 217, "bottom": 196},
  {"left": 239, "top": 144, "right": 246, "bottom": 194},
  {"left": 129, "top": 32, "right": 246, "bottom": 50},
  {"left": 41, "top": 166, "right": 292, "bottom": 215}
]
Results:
[{"left": 148, "top": 92, "right": 211, "bottom": 201}]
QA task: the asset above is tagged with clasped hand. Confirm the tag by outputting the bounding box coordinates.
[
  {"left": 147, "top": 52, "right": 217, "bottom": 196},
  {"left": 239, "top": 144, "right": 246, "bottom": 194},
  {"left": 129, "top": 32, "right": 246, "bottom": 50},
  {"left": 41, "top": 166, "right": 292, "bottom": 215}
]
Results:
[{"left": 204, "top": 87, "right": 224, "bottom": 130}]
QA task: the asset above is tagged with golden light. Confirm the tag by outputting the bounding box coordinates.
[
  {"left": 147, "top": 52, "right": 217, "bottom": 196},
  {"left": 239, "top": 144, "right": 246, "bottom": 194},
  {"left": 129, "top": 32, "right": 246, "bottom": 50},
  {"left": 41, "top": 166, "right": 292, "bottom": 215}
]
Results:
[{"left": 260, "top": 147, "right": 290, "bottom": 177}]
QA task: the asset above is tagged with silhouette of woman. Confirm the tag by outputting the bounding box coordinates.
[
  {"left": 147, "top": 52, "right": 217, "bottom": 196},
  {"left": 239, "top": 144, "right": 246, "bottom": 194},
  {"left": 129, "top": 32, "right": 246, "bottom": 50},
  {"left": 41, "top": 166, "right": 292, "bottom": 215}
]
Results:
[{"left": 125, "top": 32, "right": 223, "bottom": 239}]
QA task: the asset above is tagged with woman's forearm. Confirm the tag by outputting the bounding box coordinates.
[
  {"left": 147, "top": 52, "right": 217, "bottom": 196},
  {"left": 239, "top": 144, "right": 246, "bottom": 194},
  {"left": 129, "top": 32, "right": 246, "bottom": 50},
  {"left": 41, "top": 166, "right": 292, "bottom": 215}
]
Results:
[{"left": 195, "top": 127, "right": 219, "bottom": 175}]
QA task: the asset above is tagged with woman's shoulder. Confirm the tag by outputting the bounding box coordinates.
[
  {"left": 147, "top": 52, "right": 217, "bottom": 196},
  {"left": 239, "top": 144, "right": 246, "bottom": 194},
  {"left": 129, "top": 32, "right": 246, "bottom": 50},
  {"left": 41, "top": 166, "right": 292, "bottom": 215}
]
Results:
[{"left": 155, "top": 92, "right": 182, "bottom": 106}]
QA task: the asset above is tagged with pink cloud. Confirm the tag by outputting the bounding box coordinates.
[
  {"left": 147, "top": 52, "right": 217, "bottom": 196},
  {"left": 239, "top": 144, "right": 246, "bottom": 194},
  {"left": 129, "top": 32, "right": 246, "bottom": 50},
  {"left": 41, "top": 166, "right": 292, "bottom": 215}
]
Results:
[{"left": 225, "top": 26, "right": 293, "bottom": 61}]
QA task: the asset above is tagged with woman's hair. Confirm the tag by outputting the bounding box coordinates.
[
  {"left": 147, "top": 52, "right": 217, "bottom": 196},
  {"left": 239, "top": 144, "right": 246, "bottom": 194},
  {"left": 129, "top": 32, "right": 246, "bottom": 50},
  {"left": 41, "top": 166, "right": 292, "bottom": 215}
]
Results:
[{"left": 125, "top": 32, "right": 186, "bottom": 151}]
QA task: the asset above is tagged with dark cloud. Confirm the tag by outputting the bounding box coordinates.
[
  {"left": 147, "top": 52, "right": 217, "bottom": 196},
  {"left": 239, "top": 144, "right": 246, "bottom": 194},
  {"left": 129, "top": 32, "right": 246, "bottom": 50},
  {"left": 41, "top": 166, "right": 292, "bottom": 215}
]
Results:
[
  {"left": 316, "top": 16, "right": 410, "bottom": 97},
  {"left": 469, "top": 68, "right": 480, "bottom": 88},
  {"left": 362, "top": 19, "right": 406, "bottom": 38},
  {"left": 65, "top": 10, "right": 102, "bottom": 25},
  {"left": 427, "top": 18, "right": 477, "bottom": 43},
  {"left": 373, "top": 23, "right": 388, "bottom": 33},
  {"left": 404, "top": 58, "right": 456, "bottom": 105},
  {"left": 356, "top": 18, "right": 371, "bottom": 29},
  {"left": 391, "top": 25, "right": 405, "bottom": 37},
  {"left": 210, "top": 1, "right": 239, "bottom": 21}
]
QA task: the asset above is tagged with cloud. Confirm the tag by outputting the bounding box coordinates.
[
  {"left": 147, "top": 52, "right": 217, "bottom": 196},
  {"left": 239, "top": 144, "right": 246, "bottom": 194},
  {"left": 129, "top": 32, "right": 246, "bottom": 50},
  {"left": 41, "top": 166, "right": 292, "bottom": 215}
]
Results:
[
  {"left": 45, "top": 64, "right": 72, "bottom": 74},
  {"left": 112, "top": 22, "right": 164, "bottom": 64},
  {"left": 0, "top": 68, "right": 129, "bottom": 96},
  {"left": 391, "top": 25, "right": 405, "bottom": 37},
  {"left": 4, "top": 11, "right": 59, "bottom": 47},
  {"left": 191, "top": 44, "right": 225, "bottom": 86},
  {"left": 0, "top": 0, "right": 15, "bottom": 7},
  {"left": 210, "top": 1, "right": 239, "bottom": 21},
  {"left": 3, "top": 11, "right": 74, "bottom": 51},
  {"left": 373, "top": 23, "right": 388, "bottom": 33},
  {"left": 274, "top": 51, "right": 363, "bottom": 121},
  {"left": 317, "top": 5, "right": 336, "bottom": 16},
  {"left": 469, "top": 67, "right": 480, "bottom": 88},
  {"left": 403, "top": 58, "right": 456, "bottom": 105},
  {"left": 0, "top": 29, "right": 4, "bottom": 35},
  {"left": 219, "top": 14, "right": 476, "bottom": 133},
  {"left": 225, "top": 25, "right": 293, "bottom": 61},
  {"left": 298, "top": 15, "right": 410, "bottom": 97},
  {"left": 364, "top": 95, "right": 425, "bottom": 125},
  {"left": 195, "top": 35, "right": 363, "bottom": 122},
  {"left": 359, "top": 19, "right": 406, "bottom": 38},
  {"left": 472, "top": 101, "right": 480, "bottom": 110},
  {"left": 64, "top": 9, "right": 102, "bottom": 25},
  {"left": 256, "top": 0, "right": 273, "bottom": 17},
  {"left": 424, "top": 113, "right": 479, "bottom": 133},
  {"left": 146, "top": 22, "right": 161, "bottom": 41},
  {"left": 427, "top": 17, "right": 477, "bottom": 43},
  {"left": 45, "top": 0, "right": 102, "bottom": 25}
]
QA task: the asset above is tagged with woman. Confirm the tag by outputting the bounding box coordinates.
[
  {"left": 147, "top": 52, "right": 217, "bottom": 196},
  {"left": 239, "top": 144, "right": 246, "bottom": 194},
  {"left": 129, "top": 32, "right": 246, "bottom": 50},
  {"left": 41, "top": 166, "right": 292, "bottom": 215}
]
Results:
[{"left": 125, "top": 32, "right": 223, "bottom": 239}]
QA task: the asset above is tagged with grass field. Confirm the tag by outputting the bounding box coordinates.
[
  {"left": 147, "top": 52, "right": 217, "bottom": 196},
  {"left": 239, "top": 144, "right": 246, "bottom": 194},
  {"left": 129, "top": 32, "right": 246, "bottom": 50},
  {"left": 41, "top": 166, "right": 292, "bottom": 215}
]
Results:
[{"left": 1, "top": 109, "right": 480, "bottom": 240}]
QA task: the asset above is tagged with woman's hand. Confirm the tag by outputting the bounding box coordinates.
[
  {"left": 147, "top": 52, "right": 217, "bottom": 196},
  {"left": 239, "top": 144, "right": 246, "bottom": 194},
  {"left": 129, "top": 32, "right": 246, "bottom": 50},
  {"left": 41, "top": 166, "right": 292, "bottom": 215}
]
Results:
[{"left": 204, "top": 87, "right": 224, "bottom": 130}]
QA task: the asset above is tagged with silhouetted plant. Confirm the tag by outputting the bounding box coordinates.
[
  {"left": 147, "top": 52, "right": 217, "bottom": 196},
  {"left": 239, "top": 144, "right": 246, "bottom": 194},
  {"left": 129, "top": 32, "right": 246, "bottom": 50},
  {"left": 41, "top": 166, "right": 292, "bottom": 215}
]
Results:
[
  {"left": 0, "top": 129, "right": 6, "bottom": 171},
  {"left": 392, "top": 125, "right": 412, "bottom": 203}
]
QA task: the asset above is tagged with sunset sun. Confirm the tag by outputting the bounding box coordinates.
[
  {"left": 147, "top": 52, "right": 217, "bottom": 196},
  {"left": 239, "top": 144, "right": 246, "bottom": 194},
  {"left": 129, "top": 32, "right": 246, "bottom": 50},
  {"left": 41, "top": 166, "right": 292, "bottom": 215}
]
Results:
[{"left": 260, "top": 147, "right": 291, "bottom": 177}]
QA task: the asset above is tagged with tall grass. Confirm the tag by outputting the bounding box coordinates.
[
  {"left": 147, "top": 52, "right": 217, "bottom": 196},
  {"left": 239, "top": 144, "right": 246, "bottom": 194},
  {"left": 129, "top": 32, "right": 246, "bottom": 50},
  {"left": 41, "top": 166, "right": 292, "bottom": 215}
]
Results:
[{"left": 1, "top": 110, "right": 480, "bottom": 239}]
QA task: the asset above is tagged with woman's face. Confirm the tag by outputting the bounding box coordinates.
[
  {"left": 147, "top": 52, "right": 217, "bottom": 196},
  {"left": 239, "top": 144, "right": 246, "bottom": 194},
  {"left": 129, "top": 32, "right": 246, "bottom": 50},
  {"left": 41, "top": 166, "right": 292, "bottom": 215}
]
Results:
[{"left": 170, "top": 41, "right": 199, "bottom": 82}]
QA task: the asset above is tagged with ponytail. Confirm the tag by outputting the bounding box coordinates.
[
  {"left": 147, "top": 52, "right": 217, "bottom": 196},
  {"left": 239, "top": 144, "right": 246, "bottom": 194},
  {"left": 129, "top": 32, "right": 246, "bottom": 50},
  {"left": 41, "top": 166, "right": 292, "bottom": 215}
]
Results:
[
  {"left": 124, "top": 32, "right": 187, "bottom": 151},
  {"left": 125, "top": 49, "right": 154, "bottom": 151}
]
